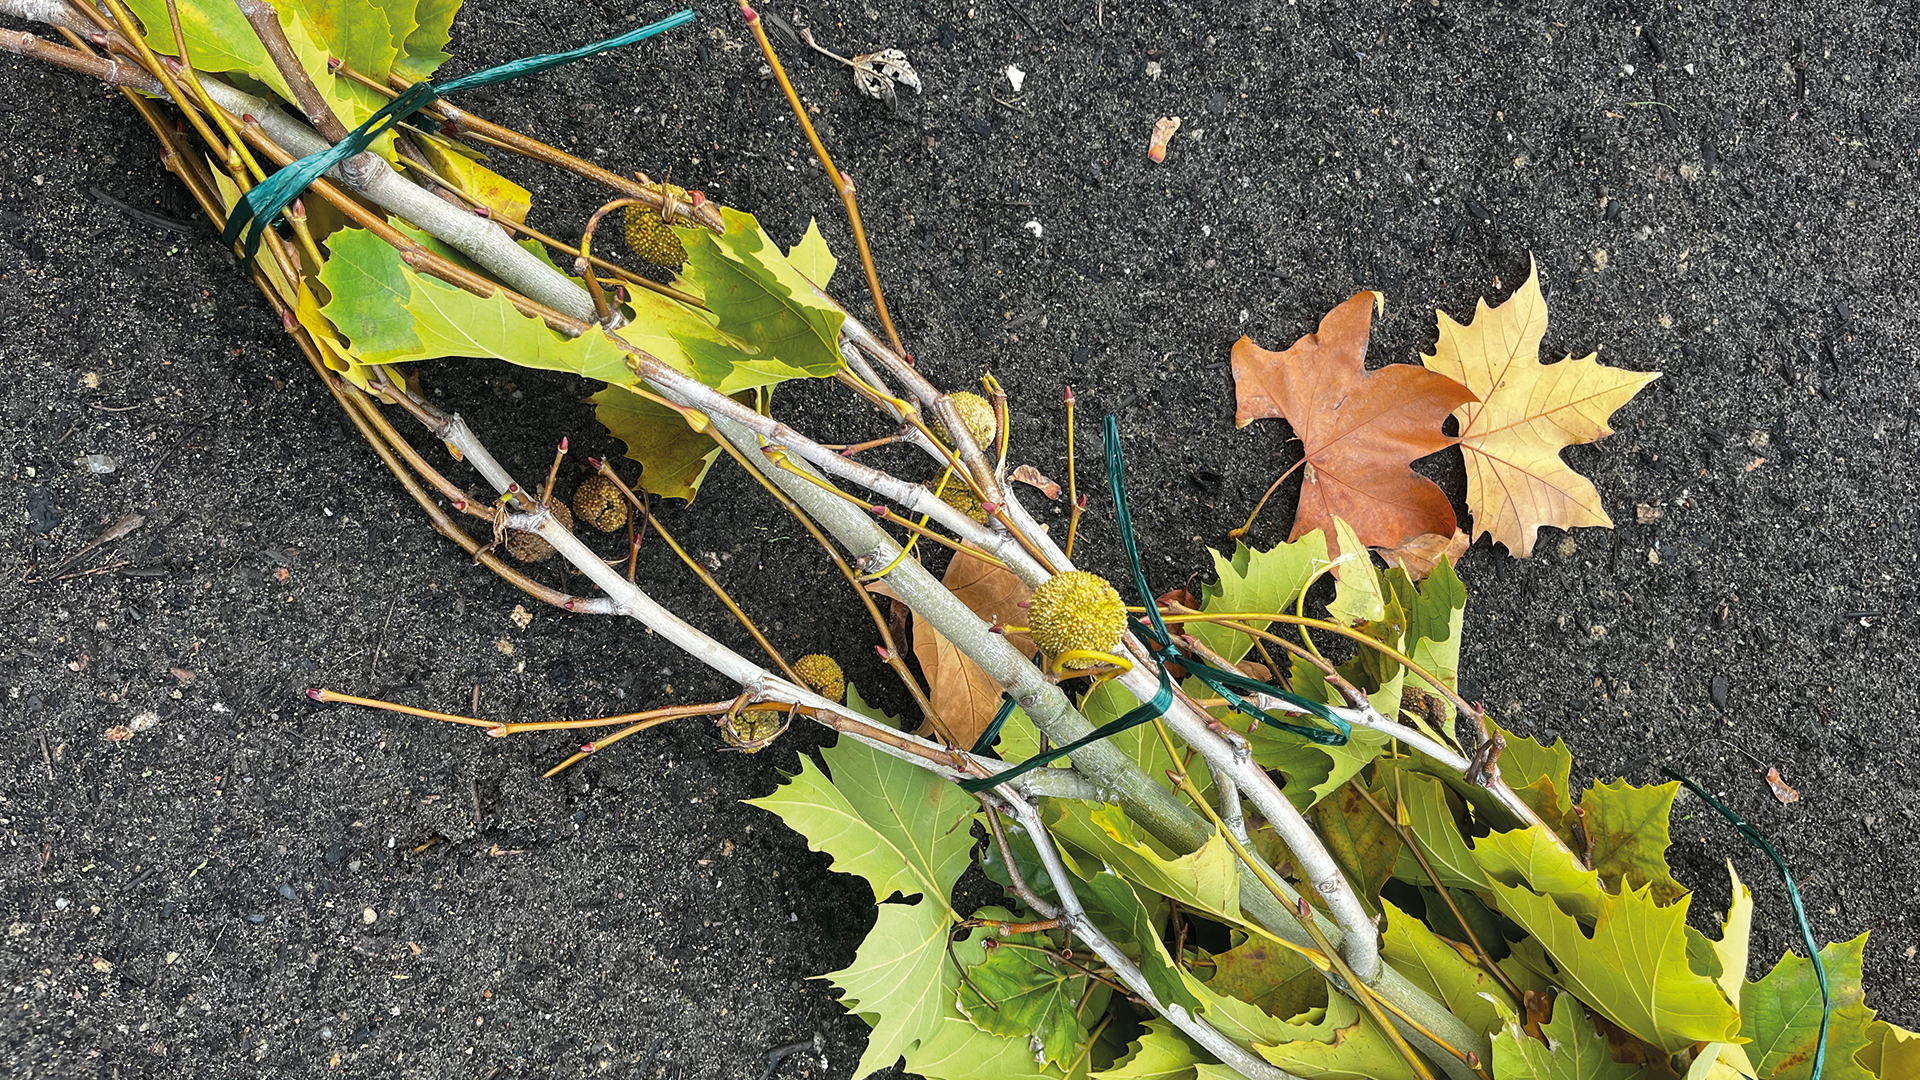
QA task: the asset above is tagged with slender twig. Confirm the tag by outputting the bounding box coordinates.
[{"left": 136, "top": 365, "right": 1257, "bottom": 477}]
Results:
[
  {"left": 234, "top": 0, "right": 347, "bottom": 141},
  {"left": 1351, "top": 776, "right": 1525, "bottom": 1004},
  {"left": 586, "top": 462, "right": 799, "bottom": 685},
  {"left": 1146, "top": 721, "right": 1454, "bottom": 1080},
  {"left": 737, "top": 1, "right": 904, "bottom": 356},
  {"left": 998, "top": 796, "right": 1298, "bottom": 1080}
]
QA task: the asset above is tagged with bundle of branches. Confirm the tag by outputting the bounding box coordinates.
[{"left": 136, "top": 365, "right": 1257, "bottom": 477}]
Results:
[{"left": 5, "top": 0, "right": 1913, "bottom": 1078}]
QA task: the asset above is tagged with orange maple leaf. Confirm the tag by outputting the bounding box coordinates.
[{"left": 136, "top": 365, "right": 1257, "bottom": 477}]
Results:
[
  {"left": 1232, "top": 292, "right": 1476, "bottom": 550},
  {"left": 1420, "top": 259, "right": 1660, "bottom": 557}
]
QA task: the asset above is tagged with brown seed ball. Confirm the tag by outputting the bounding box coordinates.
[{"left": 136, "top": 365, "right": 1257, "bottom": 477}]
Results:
[
  {"left": 572, "top": 474, "right": 630, "bottom": 534},
  {"left": 935, "top": 392, "right": 998, "bottom": 450},
  {"left": 503, "top": 500, "right": 575, "bottom": 563},
  {"left": 793, "top": 654, "right": 845, "bottom": 703},
  {"left": 1028, "top": 571, "right": 1128, "bottom": 668}
]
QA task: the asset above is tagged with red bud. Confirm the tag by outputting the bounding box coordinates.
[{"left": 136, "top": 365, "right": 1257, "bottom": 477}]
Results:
[
  {"left": 305, "top": 687, "right": 324, "bottom": 701},
  {"left": 737, "top": 0, "right": 758, "bottom": 20},
  {"left": 1063, "top": 385, "right": 1075, "bottom": 404},
  {"left": 874, "top": 646, "right": 892, "bottom": 661},
  {"left": 558, "top": 436, "right": 569, "bottom": 453}
]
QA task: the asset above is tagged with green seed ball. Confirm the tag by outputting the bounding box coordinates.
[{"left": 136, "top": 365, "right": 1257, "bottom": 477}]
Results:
[
  {"left": 939, "top": 484, "right": 991, "bottom": 525},
  {"left": 1027, "top": 571, "right": 1128, "bottom": 667},
  {"left": 725, "top": 709, "right": 786, "bottom": 751},
  {"left": 936, "top": 392, "right": 998, "bottom": 450},
  {"left": 794, "top": 654, "right": 845, "bottom": 703}
]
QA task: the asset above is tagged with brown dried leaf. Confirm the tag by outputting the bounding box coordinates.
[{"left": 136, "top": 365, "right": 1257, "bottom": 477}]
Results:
[
  {"left": 910, "top": 552, "right": 1036, "bottom": 746},
  {"left": 1764, "top": 767, "right": 1800, "bottom": 805},
  {"left": 103, "top": 726, "right": 133, "bottom": 742},
  {"left": 1375, "top": 529, "right": 1470, "bottom": 581},
  {"left": 1232, "top": 292, "right": 1476, "bottom": 549},
  {"left": 1009, "top": 464, "right": 1061, "bottom": 501}
]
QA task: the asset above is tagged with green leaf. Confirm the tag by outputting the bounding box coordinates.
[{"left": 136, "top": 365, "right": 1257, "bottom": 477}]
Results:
[
  {"left": 1191, "top": 534, "right": 1327, "bottom": 665},
  {"left": 122, "top": 0, "right": 287, "bottom": 97},
  {"left": 1095, "top": 1021, "right": 1203, "bottom": 1080},
  {"left": 1491, "top": 878, "right": 1739, "bottom": 1054},
  {"left": 1043, "top": 802, "right": 1241, "bottom": 925},
  {"left": 1379, "top": 899, "right": 1514, "bottom": 1039},
  {"left": 1580, "top": 779, "right": 1687, "bottom": 903},
  {"left": 393, "top": 0, "right": 460, "bottom": 81},
  {"left": 1326, "top": 518, "right": 1386, "bottom": 626},
  {"left": 745, "top": 733, "right": 977, "bottom": 1077},
  {"left": 1253, "top": 992, "right": 1422, "bottom": 1080},
  {"left": 1199, "top": 935, "right": 1324, "bottom": 1024},
  {"left": 1741, "top": 933, "right": 1879, "bottom": 1080},
  {"left": 300, "top": 0, "right": 405, "bottom": 84},
  {"left": 317, "top": 227, "right": 422, "bottom": 363},
  {"left": 1686, "top": 1041, "right": 1758, "bottom": 1080},
  {"left": 1471, "top": 825, "right": 1602, "bottom": 920},
  {"left": 1383, "top": 555, "right": 1465, "bottom": 695},
  {"left": 1313, "top": 779, "right": 1399, "bottom": 916},
  {"left": 786, "top": 218, "right": 838, "bottom": 287},
  {"left": 1075, "top": 872, "right": 1206, "bottom": 1023},
  {"left": 903, "top": 1014, "right": 1068, "bottom": 1080},
  {"left": 676, "top": 206, "right": 846, "bottom": 387},
  {"left": 1396, "top": 772, "right": 1491, "bottom": 891},
  {"left": 1490, "top": 996, "right": 1646, "bottom": 1080},
  {"left": 591, "top": 384, "right": 726, "bottom": 503},
  {"left": 957, "top": 927, "right": 1094, "bottom": 1068}
]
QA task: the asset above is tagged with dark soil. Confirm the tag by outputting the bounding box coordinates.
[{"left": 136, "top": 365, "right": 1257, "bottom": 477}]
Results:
[{"left": 3, "top": 0, "right": 1916, "bottom": 1076}]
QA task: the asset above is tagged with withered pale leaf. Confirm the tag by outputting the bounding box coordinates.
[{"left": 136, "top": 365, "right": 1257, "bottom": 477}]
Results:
[
  {"left": 1420, "top": 257, "right": 1660, "bottom": 558},
  {"left": 1010, "top": 464, "right": 1062, "bottom": 500},
  {"left": 1233, "top": 292, "right": 1475, "bottom": 549},
  {"left": 1376, "top": 529, "right": 1470, "bottom": 581}
]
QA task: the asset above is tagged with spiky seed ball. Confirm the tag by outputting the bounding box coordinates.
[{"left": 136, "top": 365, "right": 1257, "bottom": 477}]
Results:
[
  {"left": 623, "top": 206, "right": 687, "bottom": 268},
  {"left": 794, "top": 654, "right": 846, "bottom": 703},
  {"left": 1028, "top": 571, "right": 1127, "bottom": 667},
  {"left": 571, "top": 474, "right": 630, "bottom": 533},
  {"left": 723, "top": 709, "right": 786, "bottom": 751},
  {"left": 504, "top": 500, "right": 575, "bottom": 563},
  {"left": 940, "top": 484, "right": 990, "bottom": 524},
  {"left": 935, "top": 391, "right": 998, "bottom": 450}
]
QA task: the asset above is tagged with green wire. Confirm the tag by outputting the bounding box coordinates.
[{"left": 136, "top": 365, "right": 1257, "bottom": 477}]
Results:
[
  {"left": 1663, "top": 767, "right": 1829, "bottom": 1080},
  {"left": 224, "top": 10, "right": 697, "bottom": 263}
]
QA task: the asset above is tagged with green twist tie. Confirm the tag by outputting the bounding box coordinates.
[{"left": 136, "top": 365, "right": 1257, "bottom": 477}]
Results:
[
  {"left": 1663, "top": 767, "right": 1829, "bottom": 1080},
  {"left": 961, "top": 416, "right": 1348, "bottom": 794},
  {"left": 223, "top": 9, "right": 697, "bottom": 264}
]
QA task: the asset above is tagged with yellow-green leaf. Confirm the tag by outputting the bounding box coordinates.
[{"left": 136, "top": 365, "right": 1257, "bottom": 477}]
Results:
[
  {"left": 1471, "top": 825, "right": 1601, "bottom": 920},
  {"left": 1095, "top": 1021, "right": 1202, "bottom": 1080},
  {"left": 1253, "top": 991, "right": 1422, "bottom": 1080},
  {"left": 590, "top": 384, "right": 729, "bottom": 503},
  {"left": 413, "top": 133, "right": 532, "bottom": 224},
  {"left": 1492, "top": 879, "right": 1739, "bottom": 1054},
  {"left": 1379, "top": 899, "right": 1515, "bottom": 1038},
  {"left": 1490, "top": 995, "right": 1645, "bottom": 1080},
  {"left": 786, "top": 217, "right": 838, "bottom": 286},
  {"left": 1043, "top": 802, "right": 1241, "bottom": 925},
  {"left": 1580, "top": 778, "right": 1687, "bottom": 903},
  {"left": 1326, "top": 517, "right": 1386, "bottom": 626}
]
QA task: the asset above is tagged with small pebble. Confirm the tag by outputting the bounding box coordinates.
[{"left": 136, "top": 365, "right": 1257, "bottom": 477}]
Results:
[
  {"left": 83, "top": 454, "right": 117, "bottom": 475},
  {"left": 54, "top": 898, "right": 70, "bottom": 911},
  {"left": 362, "top": 907, "right": 378, "bottom": 925},
  {"left": 245, "top": 913, "right": 266, "bottom": 925},
  {"left": 1004, "top": 64, "right": 1025, "bottom": 92},
  {"left": 1710, "top": 674, "right": 1729, "bottom": 709},
  {"left": 276, "top": 884, "right": 296, "bottom": 900}
]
